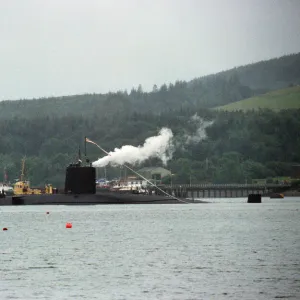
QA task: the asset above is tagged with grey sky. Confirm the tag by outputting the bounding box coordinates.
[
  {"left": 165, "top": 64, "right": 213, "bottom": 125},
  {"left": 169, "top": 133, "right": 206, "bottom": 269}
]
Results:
[{"left": 1, "top": 0, "right": 300, "bottom": 100}]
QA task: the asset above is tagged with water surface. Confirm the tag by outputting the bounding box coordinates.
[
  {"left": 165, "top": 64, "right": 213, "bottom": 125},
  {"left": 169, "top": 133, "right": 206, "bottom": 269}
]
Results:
[{"left": 1, "top": 197, "right": 299, "bottom": 299}]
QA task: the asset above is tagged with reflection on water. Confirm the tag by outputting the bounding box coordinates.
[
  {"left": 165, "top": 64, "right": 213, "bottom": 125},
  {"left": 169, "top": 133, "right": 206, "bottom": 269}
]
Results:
[{"left": 1, "top": 198, "right": 299, "bottom": 299}]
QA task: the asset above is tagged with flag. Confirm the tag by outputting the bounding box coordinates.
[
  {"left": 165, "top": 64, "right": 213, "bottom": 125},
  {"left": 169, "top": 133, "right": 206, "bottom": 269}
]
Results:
[
  {"left": 85, "top": 137, "right": 97, "bottom": 145},
  {"left": 85, "top": 137, "right": 109, "bottom": 155}
]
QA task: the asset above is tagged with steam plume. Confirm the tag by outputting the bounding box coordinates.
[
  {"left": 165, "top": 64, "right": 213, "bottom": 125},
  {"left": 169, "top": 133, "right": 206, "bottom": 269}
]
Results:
[
  {"left": 184, "top": 114, "right": 213, "bottom": 144},
  {"left": 92, "top": 128, "right": 174, "bottom": 167}
]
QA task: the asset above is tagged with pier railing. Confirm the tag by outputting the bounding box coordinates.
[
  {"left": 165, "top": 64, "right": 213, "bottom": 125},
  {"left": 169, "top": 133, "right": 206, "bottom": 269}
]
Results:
[
  {"left": 158, "top": 183, "right": 291, "bottom": 189},
  {"left": 150, "top": 183, "right": 292, "bottom": 198}
]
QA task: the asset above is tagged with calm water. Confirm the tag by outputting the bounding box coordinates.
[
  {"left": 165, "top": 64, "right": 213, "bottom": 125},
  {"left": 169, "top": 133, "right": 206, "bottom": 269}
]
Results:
[{"left": 1, "top": 197, "right": 299, "bottom": 300}]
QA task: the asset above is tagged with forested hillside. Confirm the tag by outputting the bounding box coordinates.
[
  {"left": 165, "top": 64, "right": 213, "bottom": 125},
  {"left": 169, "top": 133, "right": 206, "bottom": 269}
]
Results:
[
  {"left": 1, "top": 53, "right": 300, "bottom": 186},
  {"left": 0, "top": 53, "right": 299, "bottom": 120},
  {"left": 0, "top": 108, "right": 299, "bottom": 186}
]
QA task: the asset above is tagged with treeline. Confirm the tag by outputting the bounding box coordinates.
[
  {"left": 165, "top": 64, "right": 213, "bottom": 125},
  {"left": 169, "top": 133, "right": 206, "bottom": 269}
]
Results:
[
  {"left": 0, "top": 108, "right": 299, "bottom": 186},
  {"left": 0, "top": 53, "right": 299, "bottom": 121}
]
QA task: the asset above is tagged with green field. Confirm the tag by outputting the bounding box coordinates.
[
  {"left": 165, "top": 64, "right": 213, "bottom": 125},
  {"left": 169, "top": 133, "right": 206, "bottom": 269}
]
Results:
[{"left": 215, "top": 86, "right": 300, "bottom": 111}]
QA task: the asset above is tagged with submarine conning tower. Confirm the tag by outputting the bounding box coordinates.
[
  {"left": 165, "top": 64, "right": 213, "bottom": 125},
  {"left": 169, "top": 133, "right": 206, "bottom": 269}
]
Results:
[{"left": 64, "top": 163, "right": 96, "bottom": 194}]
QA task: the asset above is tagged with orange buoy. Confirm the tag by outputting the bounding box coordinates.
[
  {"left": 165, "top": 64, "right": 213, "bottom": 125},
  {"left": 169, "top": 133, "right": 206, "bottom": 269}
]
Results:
[
  {"left": 66, "top": 222, "right": 72, "bottom": 229},
  {"left": 3, "top": 227, "right": 8, "bottom": 231}
]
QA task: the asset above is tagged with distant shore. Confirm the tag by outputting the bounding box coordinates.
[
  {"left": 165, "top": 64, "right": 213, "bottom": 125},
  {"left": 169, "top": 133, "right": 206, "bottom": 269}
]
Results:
[{"left": 283, "top": 190, "right": 300, "bottom": 197}]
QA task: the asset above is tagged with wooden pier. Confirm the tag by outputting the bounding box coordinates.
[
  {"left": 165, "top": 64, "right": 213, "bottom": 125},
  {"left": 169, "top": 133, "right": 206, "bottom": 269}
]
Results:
[{"left": 153, "top": 183, "right": 291, "bottom": 199}]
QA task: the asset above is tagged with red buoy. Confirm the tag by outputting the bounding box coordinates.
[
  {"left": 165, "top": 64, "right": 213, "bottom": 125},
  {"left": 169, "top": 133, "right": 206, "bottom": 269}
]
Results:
[
  {"left": 3, "top": 228, "right": 8, "bottom": 231},
  {"left": 66, "top": 222, "right": 72, "bottom": 228}
]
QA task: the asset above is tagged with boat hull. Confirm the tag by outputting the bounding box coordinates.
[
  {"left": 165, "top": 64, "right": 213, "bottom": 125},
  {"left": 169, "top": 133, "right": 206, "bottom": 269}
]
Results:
[{"left": 0, "top": 191, "right": 208, "bottom": 205}]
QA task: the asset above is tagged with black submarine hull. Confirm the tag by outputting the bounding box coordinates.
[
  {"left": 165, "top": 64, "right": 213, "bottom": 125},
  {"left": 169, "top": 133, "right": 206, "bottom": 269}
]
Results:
[
  {"left": 0, "top": 163, "right": 209, "bottom": 206},
  {"left": 0, "top": 192, "right": 208, "bottom": 205}
]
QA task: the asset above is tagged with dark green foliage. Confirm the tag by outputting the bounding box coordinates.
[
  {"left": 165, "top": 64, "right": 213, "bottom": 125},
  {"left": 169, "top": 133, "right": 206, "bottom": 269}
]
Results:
[
  {"left": 1, "top": 53, "right": 300, "bottom": 186},
  {"left": 0, "top": 108, "right": 299, "bottom": 186}
]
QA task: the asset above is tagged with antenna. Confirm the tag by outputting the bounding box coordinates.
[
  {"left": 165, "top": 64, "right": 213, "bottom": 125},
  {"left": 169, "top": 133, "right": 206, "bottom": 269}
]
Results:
[
  {"left": 78, "top": 145, "right": 82, "bottom": 166},
  {"left": 20, "top": 157, "right": 26, "bottom": 182},
  {"left": 84, "top": 136, "right": 90, "bottom": 165}
]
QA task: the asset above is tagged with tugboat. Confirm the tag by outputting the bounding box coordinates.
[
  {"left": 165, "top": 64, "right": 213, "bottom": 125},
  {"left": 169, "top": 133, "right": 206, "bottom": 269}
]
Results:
[{"left": 13, "top": 158, "right": 54, "bottom": 196}]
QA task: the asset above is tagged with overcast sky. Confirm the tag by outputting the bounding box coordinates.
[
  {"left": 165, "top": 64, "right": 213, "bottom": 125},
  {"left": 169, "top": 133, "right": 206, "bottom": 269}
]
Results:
[{"left": 1, "top": 0, "right": 300, "bottom": 100}]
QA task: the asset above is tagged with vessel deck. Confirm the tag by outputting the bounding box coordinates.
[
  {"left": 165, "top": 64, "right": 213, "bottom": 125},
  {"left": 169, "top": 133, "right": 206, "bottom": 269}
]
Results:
[{"left": 0, "top": 192, "right": 208, "bottom": 205}]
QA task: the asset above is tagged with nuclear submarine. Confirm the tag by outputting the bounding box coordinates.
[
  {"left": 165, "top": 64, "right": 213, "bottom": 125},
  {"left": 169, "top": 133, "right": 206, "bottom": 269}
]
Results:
[{"left": 0, "top": 160, "right": 207, "bottom": 206}]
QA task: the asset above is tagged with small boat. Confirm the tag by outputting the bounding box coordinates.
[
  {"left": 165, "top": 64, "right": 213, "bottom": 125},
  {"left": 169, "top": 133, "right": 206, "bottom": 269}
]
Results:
[
  {"left": 110, "top": 176, "right": 149, "bottom": 194},
  {"left": 270, "top": 193, "right": 284, "bottom": 199},
  {"left": 0, "top": 166, "right": 13, "bottom": 196},
  {"left": 13, "top": 158, "right": 54, "bottom": 196},
  {"left": 0, "top": 183, "right": 14, "bottom": 196}
]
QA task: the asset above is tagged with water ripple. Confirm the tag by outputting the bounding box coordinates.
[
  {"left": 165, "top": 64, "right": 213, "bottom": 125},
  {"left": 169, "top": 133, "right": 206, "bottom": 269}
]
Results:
[{"left": 0, "top": 199, "right": 300, "bottom": 299}]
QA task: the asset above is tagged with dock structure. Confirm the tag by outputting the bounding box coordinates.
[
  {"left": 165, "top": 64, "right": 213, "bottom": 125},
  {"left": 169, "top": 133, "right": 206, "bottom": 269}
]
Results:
[{"left": 152, "top": 183, "right": 291, "bottom": 199}]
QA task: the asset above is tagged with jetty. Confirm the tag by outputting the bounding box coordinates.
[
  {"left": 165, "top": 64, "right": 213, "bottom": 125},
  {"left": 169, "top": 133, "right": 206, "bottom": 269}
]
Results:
[{"left": 153, "top": 183, "right": 292, "bottom": 199}]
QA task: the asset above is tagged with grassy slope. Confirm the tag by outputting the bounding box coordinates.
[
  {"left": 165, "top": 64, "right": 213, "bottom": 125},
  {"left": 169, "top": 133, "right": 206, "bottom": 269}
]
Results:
[{"left": 215, "top": 86, "right": 300, "bottom": 111}]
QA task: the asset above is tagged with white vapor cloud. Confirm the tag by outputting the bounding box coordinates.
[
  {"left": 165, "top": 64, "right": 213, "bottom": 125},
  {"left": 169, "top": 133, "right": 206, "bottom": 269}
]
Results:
[
  {"left": 92, "top": 128, "right": 174, "bottom": 167},
  {"left": 184, "top": 114, "right": 213, "bottom": 144}
]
